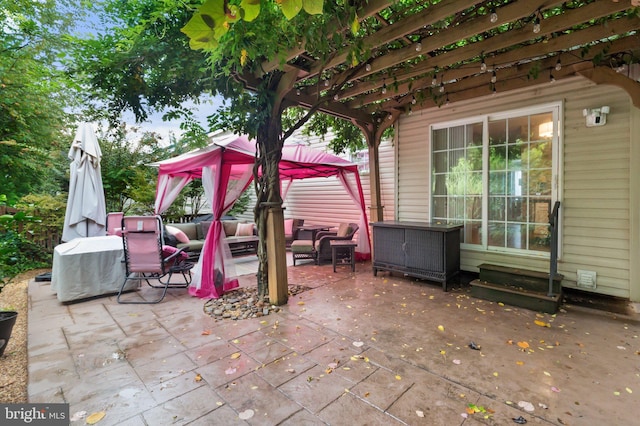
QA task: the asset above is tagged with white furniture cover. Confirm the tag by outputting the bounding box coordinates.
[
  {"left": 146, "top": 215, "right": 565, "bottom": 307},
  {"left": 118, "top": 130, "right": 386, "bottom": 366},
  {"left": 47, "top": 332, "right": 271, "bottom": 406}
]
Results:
[{"left": 51, "top": 235, "right": 133, "bottom": 302}]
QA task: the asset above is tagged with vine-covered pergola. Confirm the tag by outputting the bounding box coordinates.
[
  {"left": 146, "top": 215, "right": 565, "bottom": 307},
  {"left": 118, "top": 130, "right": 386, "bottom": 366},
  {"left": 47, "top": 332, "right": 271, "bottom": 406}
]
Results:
[{"left": 183, "top": 0, "right": 640, "bottom": 303}]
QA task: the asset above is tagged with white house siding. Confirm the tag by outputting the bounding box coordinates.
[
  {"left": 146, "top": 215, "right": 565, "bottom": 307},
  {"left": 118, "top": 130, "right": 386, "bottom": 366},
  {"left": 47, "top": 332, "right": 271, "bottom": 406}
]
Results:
[
  {"left": 282, "top": 132, "right": 396, "bottom": 227},
  {"left": 237, "top": 131, "right": 396, "bottom": 231},
  {"left": 396, "top": 76, "right": 637, "bottom": 300}
]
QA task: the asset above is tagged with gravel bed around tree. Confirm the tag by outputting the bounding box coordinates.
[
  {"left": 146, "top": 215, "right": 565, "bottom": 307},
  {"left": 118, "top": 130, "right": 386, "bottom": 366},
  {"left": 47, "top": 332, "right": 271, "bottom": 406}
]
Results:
[{"left": 203, "top": 284, "right": 310, "bottom": 320}]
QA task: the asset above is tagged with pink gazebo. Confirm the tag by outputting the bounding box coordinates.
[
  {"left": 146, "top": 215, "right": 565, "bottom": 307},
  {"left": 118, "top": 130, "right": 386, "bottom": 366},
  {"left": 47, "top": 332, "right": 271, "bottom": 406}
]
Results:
[{"left": 153, "top": 132, "right": 370, "bottom": 299}]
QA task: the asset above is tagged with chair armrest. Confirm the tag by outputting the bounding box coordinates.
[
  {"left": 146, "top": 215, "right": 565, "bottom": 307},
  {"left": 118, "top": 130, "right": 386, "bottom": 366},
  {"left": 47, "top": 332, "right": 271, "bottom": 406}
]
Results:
[{"left": 315, "top": 230, "right": 337, "bottom": 240}]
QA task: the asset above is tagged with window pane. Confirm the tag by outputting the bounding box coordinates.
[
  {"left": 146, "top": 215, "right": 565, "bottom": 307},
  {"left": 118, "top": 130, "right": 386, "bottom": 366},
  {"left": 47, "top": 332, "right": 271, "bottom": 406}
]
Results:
[
  {"left": 468, "top": 123, "right": 483, "bottom": 147},
  {"left": 489, "top": 120, "right": 506, "bottom": 146},
  {"left": 507, "top": 197, "right": 525, "bottom": 222},
  {"left": 490, "top": 145, "right": 506, "bottom": 170},
  {"left": 450, "top": 126, "right": 465, "bottom": 149},
  {"left": 466, "top": 196, "right": 482, "bottom": 219},
  {"left": 490, "top": 171, "right": 506, "bottom": 195},
  {"left": 488, "top": 196, "right": 505, "bottom": 221},
  {"left": 508, "top": 116, "right": 528, "bottom": 143},
  {"left": 531, "top": 113, "right": 553, "bottom": 141},
  {"left": 433, "top": 174, "right": 447, "bottom": 195},
  {"left": 432, "top": 196, "right": 447, "bottom": 218},
  {"left": 450, "top": 196, "right": 464, "bottom": 219},
  {"left": 433, "top": 151, "right": 447, "bottom": 173},
  {"left": 529, "top": 224, "right": 551, "bottom": 252},
  {"left": 467, "top": 147, "right": 483, "bottom": 171},
  {"left": 488, "top": 222, "right": 506, "bottom": 247},
  {"left": 464, "top": 221, "right": 482, "bottom": 244},
  {"left": 529, "top": 199, "right": 551, "bottom": 224},
  {"left": 507, "top": 171, "right": 526, "bottom": 196},
  {"left": 433, "top": 128, "right": 448, "bottom": 151},
  {"left": 506, "top": 223, "right": 526, "bottom": 249}
]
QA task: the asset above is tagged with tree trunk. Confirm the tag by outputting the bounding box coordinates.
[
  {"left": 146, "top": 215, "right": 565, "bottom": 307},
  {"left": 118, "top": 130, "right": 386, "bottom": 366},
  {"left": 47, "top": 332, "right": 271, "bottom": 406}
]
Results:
[{"left": 254, "top": 114, "right": 284, "bottom": 300}]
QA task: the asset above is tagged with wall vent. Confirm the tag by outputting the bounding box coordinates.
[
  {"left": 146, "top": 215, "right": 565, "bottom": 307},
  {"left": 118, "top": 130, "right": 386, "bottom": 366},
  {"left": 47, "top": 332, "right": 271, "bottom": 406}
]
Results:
[{"left": 576, "top": 270, "right": 597, "bottom": 289}]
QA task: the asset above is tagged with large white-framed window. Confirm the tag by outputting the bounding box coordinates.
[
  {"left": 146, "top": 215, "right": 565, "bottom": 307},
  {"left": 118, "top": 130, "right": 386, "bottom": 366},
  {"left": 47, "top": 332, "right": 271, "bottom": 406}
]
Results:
[{"left": 431, "top": 103, "right": 561, "bottom": 255}]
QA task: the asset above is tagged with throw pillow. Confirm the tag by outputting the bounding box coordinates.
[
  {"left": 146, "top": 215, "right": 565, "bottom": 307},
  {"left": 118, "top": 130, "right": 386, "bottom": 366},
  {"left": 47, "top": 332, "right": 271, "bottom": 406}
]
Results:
[
  {"left": 235, "top": 223, "right": 254, "bottom": 237},
  {"left": 162, "top": 245, "right": 189, "bottom": 260},
  {"left": 284, "top": 219, "right": 294, "bottom": 236},
  {"left": 223, "top": 220, "right": 238, "bottom": 237},
  {"left": 165, "top": 225, "right": 190, "bottom": 244},
  {"left": 337, "top": 223, "right": 351, "bottom": 237}
]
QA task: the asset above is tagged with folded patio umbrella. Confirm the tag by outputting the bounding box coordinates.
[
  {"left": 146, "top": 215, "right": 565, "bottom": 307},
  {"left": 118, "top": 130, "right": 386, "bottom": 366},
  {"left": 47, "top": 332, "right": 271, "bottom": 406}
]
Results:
[{"left": 61, "top": 122, "right": 107, "bottom": 242}]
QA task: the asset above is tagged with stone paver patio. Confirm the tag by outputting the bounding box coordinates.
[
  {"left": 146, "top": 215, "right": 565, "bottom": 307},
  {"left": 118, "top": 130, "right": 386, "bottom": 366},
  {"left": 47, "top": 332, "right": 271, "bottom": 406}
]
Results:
[{"left": 28, "top": 256, "right": 640, "bottom": 425}]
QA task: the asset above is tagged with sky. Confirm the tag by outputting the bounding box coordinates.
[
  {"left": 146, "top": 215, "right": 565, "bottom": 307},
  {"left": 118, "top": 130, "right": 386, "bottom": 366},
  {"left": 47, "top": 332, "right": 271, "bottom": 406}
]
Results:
[{"left": 71, "top": 5, "right": 225, "bottom": 144}]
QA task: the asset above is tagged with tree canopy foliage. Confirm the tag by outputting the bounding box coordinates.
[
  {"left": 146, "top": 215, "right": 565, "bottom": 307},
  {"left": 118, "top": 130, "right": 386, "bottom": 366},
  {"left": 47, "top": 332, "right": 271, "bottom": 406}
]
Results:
[{"left": 0, "top": 0, "right": 81, "bottom": 204}]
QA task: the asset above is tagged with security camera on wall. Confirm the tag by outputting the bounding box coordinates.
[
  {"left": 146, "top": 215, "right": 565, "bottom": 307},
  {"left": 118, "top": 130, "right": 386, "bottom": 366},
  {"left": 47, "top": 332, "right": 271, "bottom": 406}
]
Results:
[{"left": 582, "top": 106, "right": 610, "bottom": 127}]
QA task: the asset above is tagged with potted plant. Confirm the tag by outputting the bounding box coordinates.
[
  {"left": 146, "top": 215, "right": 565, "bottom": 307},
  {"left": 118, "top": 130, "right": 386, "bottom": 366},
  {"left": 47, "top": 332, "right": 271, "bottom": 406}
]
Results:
[{"left": 0, "top": 308, "right": 18, "bottom": 357}]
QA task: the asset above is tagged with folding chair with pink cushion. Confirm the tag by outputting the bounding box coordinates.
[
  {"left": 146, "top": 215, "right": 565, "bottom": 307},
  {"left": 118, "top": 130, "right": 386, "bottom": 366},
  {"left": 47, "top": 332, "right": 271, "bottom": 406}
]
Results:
[
  {"left": 106, "top": 212, "right": 124, "bottom": 236},
  {"left": 117, "top": 215, "right": 193, "bottom": 304}
]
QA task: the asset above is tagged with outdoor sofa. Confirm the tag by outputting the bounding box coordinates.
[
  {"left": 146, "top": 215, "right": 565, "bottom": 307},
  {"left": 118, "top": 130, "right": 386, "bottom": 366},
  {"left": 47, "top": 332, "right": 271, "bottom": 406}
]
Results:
[{"left": 166, "top": 220, "right": 258, "bottom": 258}]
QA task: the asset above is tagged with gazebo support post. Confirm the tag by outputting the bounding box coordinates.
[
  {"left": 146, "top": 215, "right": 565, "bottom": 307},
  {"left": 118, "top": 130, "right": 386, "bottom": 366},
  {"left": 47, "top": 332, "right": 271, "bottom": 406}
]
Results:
[
  {"left": 266, "top": 204, "right": 288, "bottom": 305},
  {"left": 353, "top": 111, "right": 400, "bottom": 223}
]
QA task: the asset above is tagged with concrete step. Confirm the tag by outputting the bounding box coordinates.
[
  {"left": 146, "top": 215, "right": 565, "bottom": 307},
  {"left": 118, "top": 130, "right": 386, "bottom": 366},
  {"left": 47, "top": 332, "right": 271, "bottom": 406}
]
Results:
[
  {"left": 470, "top": 279, "right": 562, "bottom": 314},
  {"left": 478, "top": 263, "right": 563, "bottom": 295}
]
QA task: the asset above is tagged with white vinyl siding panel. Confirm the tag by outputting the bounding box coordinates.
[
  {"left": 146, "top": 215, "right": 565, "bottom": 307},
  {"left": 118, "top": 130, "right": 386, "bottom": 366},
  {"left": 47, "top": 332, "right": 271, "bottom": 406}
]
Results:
[
  {"left": 397, "top": 76, "right": 632, "bottom": 298},
  {"left": 275, "top": 131, "right": 396, "bottom": 227}
]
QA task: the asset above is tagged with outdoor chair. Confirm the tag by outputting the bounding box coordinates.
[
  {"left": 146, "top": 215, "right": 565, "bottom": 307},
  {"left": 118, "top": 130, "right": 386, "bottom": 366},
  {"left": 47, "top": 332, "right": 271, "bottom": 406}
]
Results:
[
  {"left": 285, "top": 218, "right": 304, "bottom": 248},
  {"left": 117, "top": 215, "right": 193, "bottom": 304},
  {"left": 105, "top": 212, "right": 124, "bottom": 236},
  {"left": 315, "top": 223, "right": 359, "bottom": 265}
]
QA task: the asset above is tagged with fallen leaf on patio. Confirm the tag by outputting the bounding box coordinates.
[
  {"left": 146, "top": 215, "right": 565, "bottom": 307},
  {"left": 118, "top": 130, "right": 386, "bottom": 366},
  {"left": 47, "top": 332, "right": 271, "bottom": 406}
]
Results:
[
  {"left": 225, "top": 367, "right": 237, "bottom": 375},
  {"left": 364, "top": 392, "right": 370, "bottom": 397},
  {"left": 395, "top": 375, "right": 402, "bottom": 380},
  {"left": 512, "top": 415, "right": 527, "bottom": 424},
  {"left": 614, "top": 391, "right": 621, "bottom": 396},
  {"left": 617, "top": 346, "right": 626, "bottom": 350},
  {"left": 539, "top": 403, "right": 548, "bottom": 409},
  {"left": 493, "top": 372, "right": 499, "bottom": 377},
  {"left": 216, "top": 401, "right": 223, "bottom": 406},
  {"left": 626, "top": 387, "right": 633, "bottom": 393},
  {"left": 534, "top": 320, "right": 550, "bottom": 327},
  {"left": 194, "top": 373, "right": 202, "bottom": 382},
  {"left": 551, "top": 386, "right": 561, "bottom": 392},
  {"left": 251, "top": 385, "right": 258, "bottom": 390},
  {"left": 438, "top": 325, "right": 445, "bottom": 332},
  {"left": 468, "top": 341, "right": 481, "bottom": 350},
  {"left": 453, "top": 359, "right": 461, "bottom": 365},
  {"left": 416, "top": 410, "right": 425, "bottom": 417},
  {"left": 297, "top": 301, "right": 305, "bottom": 305},
  {"left": 516, "top": 361, "right": 524, "bottom": 366},
  {"left": 232, "top": 339, "right": 240, "bottom": 343},
  {"left": 70, "top": 411, "right": 86, "bottom": 422},
  {"left": 230, "top": 352, "right": 241, "bottom": 359},
  {"left": 201, "top": 330, "right": 211, "bottom": 335},
  {"left": 517, "top": 401, "right": 535, "bottom": 412},
  {"left": 286, "top": 368, "right": 296, "bottom": 373},
  {"left": 544, "top": 371, "right": 551, "bottom": 376},
  {"left": 238, "top": 409, "right": 254, "bottom": 420},
  {"left": 498, "top": 302, "right": 505, "bottom": 306},
  {"left": 517, "top": 341, "right": 530, "bottom": 349},
  {"left": 86, "top": 411, "right": 106, "bottom": 424},
  {"left": 353, "top": 341, "right": 364, "bottom": 347},
  {"left": 440, "top": 350, "right": 446, "bottom": 355},
  {"left": 260, "top": 321, "right": 267, "bottom": 324}
]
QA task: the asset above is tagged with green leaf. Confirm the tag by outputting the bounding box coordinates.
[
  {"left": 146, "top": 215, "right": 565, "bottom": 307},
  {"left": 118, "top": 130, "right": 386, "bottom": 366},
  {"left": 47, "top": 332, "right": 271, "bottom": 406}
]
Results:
[
  {"left": 303, "top": 0, "right": 324, "bottom": 15},
  {"left": 351, "top": 14, "right": 360, "bottom": 35},
  {"left": 240, "top": 0, "right": 261, "bottom": 22},
  {"left": 181, "top": 0, "right": 230, "bottom": 50},
  {"left": 280, "top": 0, "right": 303, "bottom": 20}
]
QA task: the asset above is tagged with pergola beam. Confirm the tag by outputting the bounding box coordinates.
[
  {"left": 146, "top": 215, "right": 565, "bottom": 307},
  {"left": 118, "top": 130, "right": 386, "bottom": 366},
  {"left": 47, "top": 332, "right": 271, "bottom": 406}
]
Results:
[{"left": 338, "top": 0, "right": 630, "bottom": 106}]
